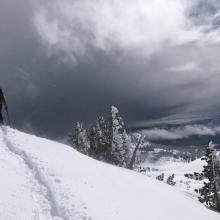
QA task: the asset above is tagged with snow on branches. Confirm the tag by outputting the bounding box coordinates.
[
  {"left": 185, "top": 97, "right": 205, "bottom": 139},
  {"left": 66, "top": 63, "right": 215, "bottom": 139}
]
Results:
[{"left": 70, "top": 106, "right": 134, "bottom": 168}]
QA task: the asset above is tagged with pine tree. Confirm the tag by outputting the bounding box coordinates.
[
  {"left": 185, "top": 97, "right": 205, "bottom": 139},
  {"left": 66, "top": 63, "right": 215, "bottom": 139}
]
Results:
[
  {"left": 122, "top": 130, "right": 132, "bottom": 167},
  {"left": 70, "top": 122, "right": 90, "bottom": 155},
  {"left": 166, "top": 174, "right": 176, "bottom": 186},
  {"left": 195, "top": 141, "right": 220, "bottom": 211},
  {"left": 213, "top": 151, "right": 220, "bottom": 211},
  {"left": 94, "top": 116, "right": 111, "bottom": 161},
  {"left": 88, "top": 127, "right": 99, "bottom": 158},
  {"left": 75, "top": 106, "right": 131, "bottom": 167},
  {"left": 109, "top": 106, "right": 128, "bottom": 166}
]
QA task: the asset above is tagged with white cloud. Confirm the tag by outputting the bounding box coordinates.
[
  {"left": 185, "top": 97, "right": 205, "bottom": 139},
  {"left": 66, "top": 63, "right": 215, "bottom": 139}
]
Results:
[
  {"left": 33, "top": 0, "right": 202, "bottom": 62},
  {"left": 167, "top": 62, "right": 200, "bottom": 72},
  {"left": 142, "top": 124, "right": 220, "bottom": 140}
]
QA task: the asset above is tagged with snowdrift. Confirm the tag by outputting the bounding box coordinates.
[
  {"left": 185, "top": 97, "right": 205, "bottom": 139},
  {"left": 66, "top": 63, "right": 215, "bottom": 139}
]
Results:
[{"left": 0, "top": 126, "right": 219, "bottom": 220}]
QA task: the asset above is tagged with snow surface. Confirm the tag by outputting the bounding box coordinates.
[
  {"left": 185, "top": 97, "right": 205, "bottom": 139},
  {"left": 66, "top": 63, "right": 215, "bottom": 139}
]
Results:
[{"left": 0, "top": 126, "right": 219, "bottom": 220}]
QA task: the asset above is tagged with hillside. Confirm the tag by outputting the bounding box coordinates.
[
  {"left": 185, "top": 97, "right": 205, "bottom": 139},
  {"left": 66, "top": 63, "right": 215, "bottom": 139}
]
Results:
[{"left": 0, "top": 126, "right": 219, "bottom": 220}]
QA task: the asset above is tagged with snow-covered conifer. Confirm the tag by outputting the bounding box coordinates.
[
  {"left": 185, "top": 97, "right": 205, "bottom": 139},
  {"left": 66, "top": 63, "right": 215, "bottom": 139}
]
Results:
[
  {"left": 166, "top": 174, "right": 176, "bottom": 186},
  {"left": 109, "top": 106, "right": 128, "bottom": 166},
  {"left": 95, "top": 116, "right": 111, "bottom": 161},
  {"left": 86, "top": 106, "right": 131, "bottom": 167},
  {"left": 122, "top": 130, "right": 133, "bottom": 167},
  {"left": 89, "top": 127, "right": 99, "bottom": 158},
  {"left": 195, "top": 141, "right": 220, "bottom": 211},
  {"left": 70, "top": 122, "right": 90, "bottom": 155}
]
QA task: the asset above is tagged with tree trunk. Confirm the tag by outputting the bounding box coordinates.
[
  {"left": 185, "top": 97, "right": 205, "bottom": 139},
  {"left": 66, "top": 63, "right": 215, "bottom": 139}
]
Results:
[{"left": 127, "top": 135, "right": 145, "bottom": 170}]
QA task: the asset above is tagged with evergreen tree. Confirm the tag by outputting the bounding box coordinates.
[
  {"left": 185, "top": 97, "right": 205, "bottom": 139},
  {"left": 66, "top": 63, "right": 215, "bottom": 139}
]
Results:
[
  {"left": 89, "top": 106, "right": 131, "bottom": 167},
  {"left": 122, "top": 130, "right": 133, "bottom": 167},
  {"left": 88, "top": 127, "right": 99, "bottom": 158},
  {"left": 109, "top": 106, "right": 128, "bottom": 166},
  {"left": 71, "top": 106, "right": 132, "bottom": 168},
  {"left": 195, "top": 141, "right": 220, "bottom": 211},
  {"left": 70, "top": 122, "right": 90, "bottom": 155},
  {"left": 166, "top": 174, "right": 176, "bottom": 186},
  {"left": 213, "top": 150, "right": 220, "bottom": 211},
  {"left": 93, "top": 116, "right": 111, "bottom": 161}
]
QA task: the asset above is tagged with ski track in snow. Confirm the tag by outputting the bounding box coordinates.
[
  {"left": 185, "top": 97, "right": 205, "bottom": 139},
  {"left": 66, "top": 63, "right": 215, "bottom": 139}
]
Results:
[
  {"left": 1, "top": 127, "right": 66, "bottom": 220},
  {"left": 1, "top": 126, "right": 220, "bottom": 220}
]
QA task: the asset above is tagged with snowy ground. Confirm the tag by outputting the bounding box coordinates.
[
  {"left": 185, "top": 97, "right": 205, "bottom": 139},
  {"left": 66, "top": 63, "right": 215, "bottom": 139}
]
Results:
[
  {"left": 0, "top": 126, "right": 219, "bottom": 220},
  {"left": 141, "top": 157, "right": 205, "bottom": 199}
]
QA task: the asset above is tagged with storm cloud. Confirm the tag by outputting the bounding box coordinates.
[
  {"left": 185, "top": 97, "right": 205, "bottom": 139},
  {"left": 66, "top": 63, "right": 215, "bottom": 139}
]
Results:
[{"left": 1, "top": 0, "right": 220, "bottom": 139}]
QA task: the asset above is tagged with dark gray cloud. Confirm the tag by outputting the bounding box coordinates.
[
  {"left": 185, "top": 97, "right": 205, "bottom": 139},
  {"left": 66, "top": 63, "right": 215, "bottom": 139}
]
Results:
[{"left": 1, "top": 0, "right": 220, "bottom": 140}]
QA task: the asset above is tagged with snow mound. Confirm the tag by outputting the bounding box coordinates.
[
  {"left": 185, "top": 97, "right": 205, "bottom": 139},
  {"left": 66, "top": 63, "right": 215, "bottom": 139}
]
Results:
[
  {"left": 0, "top": 126, "right": 219, "bottom": 220},
  {"left": 180, "top": 158, "right": 205, "bottom": 173}
]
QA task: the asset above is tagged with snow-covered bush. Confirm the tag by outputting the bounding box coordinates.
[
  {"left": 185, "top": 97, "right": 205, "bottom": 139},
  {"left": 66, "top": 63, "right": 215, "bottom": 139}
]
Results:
[
  {"left": 166, "top": 174, "right": 176, "bottom": 186},
  {"left": 184, "top": 172, "right": 204, "bottom": 181},
  {"left": 156, "top": 173, "right": 165, "bottom": 181}
]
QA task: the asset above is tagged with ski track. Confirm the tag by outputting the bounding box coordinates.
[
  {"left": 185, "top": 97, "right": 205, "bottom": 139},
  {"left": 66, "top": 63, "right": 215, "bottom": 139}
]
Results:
[
  {"left": 1, "top": 126, "right": 220, "bottom": 220},
  {"left": 1, "top": 127, "right": 67, "bottom": 220}
]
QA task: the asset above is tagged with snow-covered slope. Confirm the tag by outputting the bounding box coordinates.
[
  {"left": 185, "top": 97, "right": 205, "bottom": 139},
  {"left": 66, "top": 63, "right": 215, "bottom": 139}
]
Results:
[
  {"left": 141, "top": 158, "right": 205, "bottom": 199},
  {"left": 0, "top": 126, "right": 219, "bottom": 220}
]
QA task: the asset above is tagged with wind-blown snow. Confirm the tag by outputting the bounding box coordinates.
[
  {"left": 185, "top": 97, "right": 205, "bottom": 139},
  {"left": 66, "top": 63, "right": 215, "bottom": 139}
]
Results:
[{"left": 0, "top": 126, "right": 219, "bottom": 220}]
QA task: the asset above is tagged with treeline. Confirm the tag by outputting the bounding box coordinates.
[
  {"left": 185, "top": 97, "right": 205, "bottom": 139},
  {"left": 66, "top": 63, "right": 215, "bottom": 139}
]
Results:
[{"left": 69, "top": 106, "right": 145, "bottom": 169}]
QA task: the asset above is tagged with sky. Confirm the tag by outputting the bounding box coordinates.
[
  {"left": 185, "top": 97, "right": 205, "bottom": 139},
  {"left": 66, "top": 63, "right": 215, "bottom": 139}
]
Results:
[{"left": 1, "top": 0, "right": 220, "bottom": 140}]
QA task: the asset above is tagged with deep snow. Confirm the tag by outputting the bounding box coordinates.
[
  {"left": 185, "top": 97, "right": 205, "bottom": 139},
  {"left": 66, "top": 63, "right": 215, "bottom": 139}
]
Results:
[{"left": 0, "top": 126, "right": 219, "bottom": 220}]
